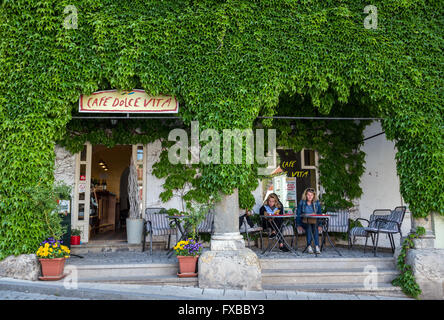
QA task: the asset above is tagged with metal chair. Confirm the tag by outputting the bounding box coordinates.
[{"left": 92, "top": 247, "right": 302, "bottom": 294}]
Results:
[
  {"left": 197, "top": 210, "right": 215, "bottom": 237},
  {"left": 281, "top": 223, "right": 298, "bottom": 250},
  {"left": 239, "top": 214, "right": 263, "bottom": 248},
  {"left": 325, "top": 208, "right": 350, "bottom": 233},
  {"left": 142, "top": 207, "right": 177, "bottom": 255},
  {"left": 364, "top": 206, "right": 407, "bottom": 256},
  {"left": 321, "top": 208, "right": 349, "bottom": 250},
  {"left": 348, "top": 209, "right": 391, "bottom": 251}
]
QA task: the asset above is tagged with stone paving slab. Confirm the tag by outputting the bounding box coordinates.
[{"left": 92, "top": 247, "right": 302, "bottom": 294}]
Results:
[
  {"left": 224, "top": 289, "right": 247, "bottom": 298},
  {"left": 264, "top": 290, "right": 288, "bottom": 300},
  {"left": 202, "top": 288, "right": 225, "bottom": 297},
  {"left": 286, "top": 291, "right": 310, "bottom": 300},
  {"left": 0, "top": 290, "right": 88, "bottom": 300},
  {"left": 0, "top": 277, "right": 410, "bottom": 300},
  {"left": 245, "top": 290, "right": 267, "bottom": 300}
]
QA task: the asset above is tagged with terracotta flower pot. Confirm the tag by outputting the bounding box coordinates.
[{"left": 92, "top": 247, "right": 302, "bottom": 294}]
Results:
[
  {"left": 71, "top": 235, "right": 80, "bottom": 245},
  {"left": 39, "top": 258, "right": 66, "bottom": 277},
  {"left": 177, "top": 255, "right": 198, "bottom": 275}
]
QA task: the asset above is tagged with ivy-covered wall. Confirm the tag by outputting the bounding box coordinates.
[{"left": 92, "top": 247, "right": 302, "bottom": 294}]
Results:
[{"left": 0, "top": 0, "right": 442, "bottom": 259}]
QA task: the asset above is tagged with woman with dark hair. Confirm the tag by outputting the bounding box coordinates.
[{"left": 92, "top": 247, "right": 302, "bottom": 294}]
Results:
[
  {"left": 260, "top": 193, "right": 289, "bottom": 252},
  {"left": 296, "top": 188, "right": 322, "bottom": 254}
]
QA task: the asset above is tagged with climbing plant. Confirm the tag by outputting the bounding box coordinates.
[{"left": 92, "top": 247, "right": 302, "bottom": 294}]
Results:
[
  {"left": 392, "top": 226, "right": 426, "bottom": 299},
  {"left": 271, "top": 92, "right": 373, "bottom": 209},
  {"left": 0, "top": 0, "right": 442, "bottom": 260},
  {"left": 151, "top": 129, "right": 260, "bottom": 210}
]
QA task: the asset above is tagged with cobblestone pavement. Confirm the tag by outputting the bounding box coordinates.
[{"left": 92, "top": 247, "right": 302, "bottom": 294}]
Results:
[{"left": 0, "top": 290, "right": 88, "bottom": 300}]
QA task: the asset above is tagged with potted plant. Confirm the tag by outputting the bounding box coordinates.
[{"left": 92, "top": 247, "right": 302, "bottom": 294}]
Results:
[
  {"left": 71, "top": 227, "right": 81, "bottom": 245},
  {"left": 126, "top": 157, "right": 144, "bottom": 244},
  {"left": 36, "top": 237, "right": 70, "bottom": 280},
  {"left": 183, "top": 203, "right": 210, "bottom": 240},
  {"left": 173, "top": 238, "right": 203, "bottom": 277}
]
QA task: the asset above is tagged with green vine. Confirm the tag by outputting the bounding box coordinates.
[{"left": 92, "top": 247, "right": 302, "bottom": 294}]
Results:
[
  {"left": 392, "top": 226, "right": 426, "bottom": 299},
  {"left": 0, "top": 0, "right": 442, "bottom": 260},
  {"left": 273, "top": 92, "right": 371, "bottom": 209},
  {"left": 59, "top": 118, "right": 174, "bottom": 154}
]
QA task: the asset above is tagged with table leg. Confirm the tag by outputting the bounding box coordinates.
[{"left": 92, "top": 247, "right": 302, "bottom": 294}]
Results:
[
  {"left": 261, "top": 219, "right": 282, "bottom": 255},
  {"left": 321, "top": 218, "right": 342, "bottom": 256},
  {"left": 167, "top": 218, "right": 188, "bottom": 258},
  {"left": 320, "top": 219, "right": 327, "bottom": 251},
  {"left": 261, "top": 229, "right": 274, "bottom": 256},
  {"left": 268, "top": 220, "right": 281, "bottom": 252},
  {"left": 166, "top": 219, "right": 177, "bottom": 257},
  {"left": 272, "top": 219, "right": 299, "bottom": 256},
  {"left": 260, "top": 218, "right": 273, "bottom": 256}
]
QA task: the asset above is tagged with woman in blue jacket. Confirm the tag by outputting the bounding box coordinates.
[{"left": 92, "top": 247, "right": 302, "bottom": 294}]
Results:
[{"left": 296, "top": 188, "right": 323, "bottom": 254}]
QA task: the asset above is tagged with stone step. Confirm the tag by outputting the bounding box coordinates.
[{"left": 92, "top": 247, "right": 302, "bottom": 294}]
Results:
[
  {"left": 70, "top": 263, "right": 179, "bottom": 278},
  {"left": 261, "top": 268, "right": 399, "bottom": 285},
  {"left": 260, "top": 257, "right": 396, "bottom": 270},
  {"left": 262, "top": 283, "right": 406, "bottom": 298},
  {"left": 77, "top": 275, "right": 198, "bottom": 287},
  {"left": 70, "top": 241, "right": 166, "bottom": 254}
]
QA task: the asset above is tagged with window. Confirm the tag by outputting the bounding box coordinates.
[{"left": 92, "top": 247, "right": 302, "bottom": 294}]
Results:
[{"left": 301, "top": 148, "right": 317, "bottom": 169}]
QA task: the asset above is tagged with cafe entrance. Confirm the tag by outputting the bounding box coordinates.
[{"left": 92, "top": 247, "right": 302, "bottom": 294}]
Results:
[{"left": 71, "top": 142, "right": 146, "bottom": 243}]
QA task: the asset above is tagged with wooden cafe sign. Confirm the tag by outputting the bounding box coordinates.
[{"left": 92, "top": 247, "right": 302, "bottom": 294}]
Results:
[{"left": 79, "top": 89, "right": 179, "bottom": 113}]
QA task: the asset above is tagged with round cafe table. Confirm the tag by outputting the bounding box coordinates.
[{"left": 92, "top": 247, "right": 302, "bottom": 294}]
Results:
[
  {"left": 300, "top": 213, "right": 342, "bottom": 257},
  {"left": 260, "top": 214, "right": 299, "bottom": 256}
]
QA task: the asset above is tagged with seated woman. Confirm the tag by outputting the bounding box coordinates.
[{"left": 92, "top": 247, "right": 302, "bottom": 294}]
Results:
[
  {"left": 260, "top": 193, "right": 289, "bottom": 252},
  {"left": 296, "top": 188, "right": 323, "bottom": 254}
]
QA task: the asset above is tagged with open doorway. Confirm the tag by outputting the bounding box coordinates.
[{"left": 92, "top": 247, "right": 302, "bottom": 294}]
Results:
[{"left": 89, "top": 145, "right": 132, "bottom": 241}]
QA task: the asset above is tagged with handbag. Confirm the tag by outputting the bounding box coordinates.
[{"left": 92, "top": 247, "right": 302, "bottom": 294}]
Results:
[
  {"left": 302, "top": 201, "right": 317, "bottom": 224},
  {"left": 302, "top": 217, "right": 317, "bottom": 224}
]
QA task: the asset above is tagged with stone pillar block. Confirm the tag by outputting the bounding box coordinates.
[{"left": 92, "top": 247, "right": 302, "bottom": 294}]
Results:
[
  {"left": 406, "top": 248, "right": 444, "bottom": 300},
  {"left": 198, "top": 248, "right": 262, "bottom": 291},
  {"left": 0, "top": 254, "right": 41, "bottom": 281},
  {"left": 405, "top": 214, "right": 443, "bottom": 299},
  {"left": 411, "top": 215, "right": 436, "bottom": 249},
  {"left": 198, "top": 189, "right": 262, "bottom": 291}
]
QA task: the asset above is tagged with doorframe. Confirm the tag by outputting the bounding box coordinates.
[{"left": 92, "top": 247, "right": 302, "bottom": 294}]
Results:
[
  {"left": 300, "top": 148, "right": 320, "bottom": 196},
  {"left": 72, "top": 142, "right": 92, "bottom": 242},
  {"left": 72, "top": 143, "right": 147, "bottom": 243},
  {"left": 132, "top": 144, "right": 147, "bottom": 217}
]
